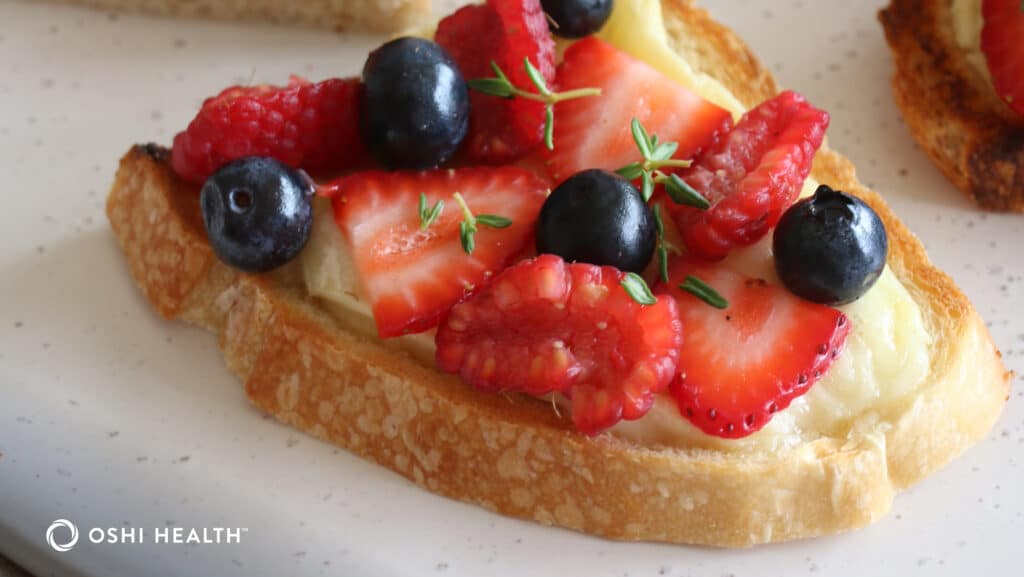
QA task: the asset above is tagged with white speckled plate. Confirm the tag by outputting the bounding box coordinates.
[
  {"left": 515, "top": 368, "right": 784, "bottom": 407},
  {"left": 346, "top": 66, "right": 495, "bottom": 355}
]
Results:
[{"left": 1, "top": 1, "right": 1021, "bottom": 576}]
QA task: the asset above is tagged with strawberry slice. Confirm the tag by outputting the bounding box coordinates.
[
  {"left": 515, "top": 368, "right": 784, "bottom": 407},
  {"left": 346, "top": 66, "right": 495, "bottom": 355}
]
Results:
[
  {"left": 666, "top": 91, "right": 829, "bottom": 261},
  {"left": 436, "top": 255, "right": 682, "bottom": 435},
  {"left": 654, "top": 257, "right": 850, "bottom": 438},
  {"left": 326, "top": 167, "right": 548, "bottom": 338},
  {"left": 981, "top": 0, "right": 1024, "bottom": 116},
  {"left": 544, "top": 37, "right": 733, "bottom": 184},
  {"left": 435, "top": 0, "right": 557, "bottom": 163}
]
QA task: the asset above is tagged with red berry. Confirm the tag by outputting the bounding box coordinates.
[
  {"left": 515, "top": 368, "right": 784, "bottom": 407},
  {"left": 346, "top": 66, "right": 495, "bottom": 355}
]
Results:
[
  {"left": 666, "top": 91, "right": 829, "bottom": 260},
  {"left": 326, "top": 167, "right": 548, "bottom": 338},
  {"left": 171, "top": 76, "right": 364, "bottom": 183},
  {"left": 436, "top": 255, "right": 682, "bottom": 435},
  {"left": 655, "top": 257, "right": 850, "bottom": 439},
  {"left": 545, "top": 37, "right": 734, "bottom": 184},
  {"left": 981, "top": 0, "right": 1024, "bottom": 116},
  {"left": 436, "top": 0, "right": 557, "bottom": 163}
]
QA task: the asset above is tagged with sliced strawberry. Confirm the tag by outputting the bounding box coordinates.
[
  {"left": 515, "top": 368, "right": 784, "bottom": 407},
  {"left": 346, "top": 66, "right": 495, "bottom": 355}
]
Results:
[
  {"left": 664, "top": 91, "right": 829, "bottom": 261},
  {"left": 981, "top": 0, "right": 1024, "bottom": 116},
  {"left": 544, "top": 37, "right": 733, "bottom": 184},
  {"left": 436, "top": 254, "right": 682, "bottom": 435},
  {"left": 654, "top": 257, "right": 850, "bottom": 439},
  {"left": 326, "top": 167, "right": 548, "bottom": 338},
  {"left": 436, "top": 0, "right": 557, "bottom": 163}
]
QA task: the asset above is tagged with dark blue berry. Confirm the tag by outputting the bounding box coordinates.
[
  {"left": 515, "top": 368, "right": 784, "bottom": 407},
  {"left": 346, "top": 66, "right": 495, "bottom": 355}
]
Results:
[
  {"left": 537, "top": 169, "right": 655, "bottom": 274},
  {"left": 361, "top": 37, "right": 470, "bottom": 169},
  {"left": 200, "top": 156, "right": 314, "bottom": 273},
  {"left": 773, "top": 185, "right": 888, "bottom": 305},
  {"left": 541, "top": 0, "right": 614, "bottom": 38}
]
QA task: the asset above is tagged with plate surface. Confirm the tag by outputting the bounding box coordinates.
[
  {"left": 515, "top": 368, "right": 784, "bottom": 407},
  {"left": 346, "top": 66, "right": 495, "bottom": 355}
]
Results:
[{"left": 0, "top": 1, "right": 1021, "bottom": 576}]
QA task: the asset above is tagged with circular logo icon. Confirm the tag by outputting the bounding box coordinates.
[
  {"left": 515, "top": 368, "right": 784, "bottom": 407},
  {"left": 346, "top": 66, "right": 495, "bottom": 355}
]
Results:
[{"left": 45, "top": 519, "right": 78, "bottom": 552}]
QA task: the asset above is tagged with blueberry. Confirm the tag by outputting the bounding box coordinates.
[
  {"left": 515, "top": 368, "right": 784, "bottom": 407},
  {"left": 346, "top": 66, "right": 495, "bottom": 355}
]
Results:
[
  {"left": 361, "top": 37, "right": 470, "bottom": 169},
  {"left": 537, "top": 169, "right": 655, "bottom": 274},
  {"left": 773, "top": 185, "right": 888, "bottom": 305},
  {"left": 541, "top": 0, "right": 614, "bottom": 38},
  {"left": 200, "top": 156, "right": 314, "bottom": 273}
]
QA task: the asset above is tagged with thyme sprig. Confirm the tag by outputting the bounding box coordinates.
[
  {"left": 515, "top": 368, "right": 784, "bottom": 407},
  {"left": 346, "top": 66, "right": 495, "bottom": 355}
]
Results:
[
  {"left": 468, "top": 59, "right": 602, "bottom": 150},
  {"left": 452, "top": 192, "right": 511, "bottom": 255},
  {"left": 616, "top": 118, "right": 708, "bottom": 207}
]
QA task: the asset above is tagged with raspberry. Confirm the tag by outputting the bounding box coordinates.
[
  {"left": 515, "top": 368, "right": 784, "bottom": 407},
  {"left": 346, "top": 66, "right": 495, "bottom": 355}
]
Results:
[
  {"left": 436, "top": 0, "right": 557, "bottom": 163},
  {"left": 171, "top": 76, "right": 364, "bottom": 183},
  {"left": 435, "top": 255, "right": 682, "bottom": 435},
  {"left": 667, "top": 91, "right": 830, "bottom": 260}
]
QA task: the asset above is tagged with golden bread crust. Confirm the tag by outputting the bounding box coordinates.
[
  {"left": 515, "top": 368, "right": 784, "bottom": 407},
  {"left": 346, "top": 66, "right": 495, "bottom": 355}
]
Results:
[
  {"left": 105, "top": 0, "right": 1010, "bottom": 546},
  {"left": 36, "top": 0, "right": 431, "bottom": 33},
  {"left": 879, "top": 0, "right": 1024, "bottom": 212}
]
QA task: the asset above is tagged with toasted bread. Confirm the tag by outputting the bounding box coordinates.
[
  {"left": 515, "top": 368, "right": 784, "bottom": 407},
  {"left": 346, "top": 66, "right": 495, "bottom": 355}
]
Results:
[
  {"left": 880, "top": 0, "right": 1024, "bottom": 212},
  {"left": 106, "top": 0, "right": 1011, "bottom": 546},
  {"left": 39, "top": 0, "right": 431, "bottom": 33}
]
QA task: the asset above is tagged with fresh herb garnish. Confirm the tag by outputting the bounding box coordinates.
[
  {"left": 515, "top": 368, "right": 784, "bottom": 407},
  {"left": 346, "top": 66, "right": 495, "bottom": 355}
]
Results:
[
  {"left": 418, "top": 192, "right": 445, "bottom": 230},
  {"left": 452, "top": 192, "right": 511, "bottom": 255},
  {"left": 651, "top": 203, "right": 682, "bottom": 283},
  {"left": 468, "top": 59, "right": 602, "bottom": 150},
  {"left": 663, "top": 173, "right": 710, "bottom": 209},
  {"left": 679, "top": 275, "right": 729, "bottom": 309},
  {"left": 616, "top": 118, "right": 708, "bottom": 206},
  {"left": 621, "top": 272, "right": 657, "bottom": 306}
]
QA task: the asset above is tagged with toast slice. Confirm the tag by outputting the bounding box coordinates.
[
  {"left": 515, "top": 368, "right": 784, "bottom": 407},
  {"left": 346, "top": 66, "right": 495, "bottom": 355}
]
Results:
[
  {"left": 38, "top": 0, "right": 431, "bottom": 33},
  {"left": 880, "top": 0, "right": 1024, "bottom": 212},
  {"left": 106, "top": 0, "right": 1011, "bottom": 546}
]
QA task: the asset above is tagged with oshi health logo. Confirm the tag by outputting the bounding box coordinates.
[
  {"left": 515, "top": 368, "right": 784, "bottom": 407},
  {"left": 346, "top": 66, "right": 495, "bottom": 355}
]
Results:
[
  {"left": 45, "top": 519, "right": 79, "bottom": 552},
  {"left": 45, "top": 519, "right": 247, "bottom": 552}
]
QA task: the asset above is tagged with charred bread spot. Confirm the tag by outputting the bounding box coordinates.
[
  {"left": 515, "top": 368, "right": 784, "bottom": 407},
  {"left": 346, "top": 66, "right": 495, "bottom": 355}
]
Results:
[
  {"left": 134, "top": 142, "right": 171, "bottom": 162},
  {"left": 969, "top": 132, "right": 1024, "bottom": 211}
]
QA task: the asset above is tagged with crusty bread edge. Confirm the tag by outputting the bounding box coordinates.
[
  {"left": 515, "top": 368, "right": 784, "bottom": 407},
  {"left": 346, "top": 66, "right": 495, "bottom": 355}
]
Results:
[
  {"left": 36, "top": 0, "right": 432, "bottom": 33},
  {"left": 879, "top": 0, "right": 1024, "bottom": 212},
  {"left": 104, "top": 0, "right": 1011, "bottom": 546}
]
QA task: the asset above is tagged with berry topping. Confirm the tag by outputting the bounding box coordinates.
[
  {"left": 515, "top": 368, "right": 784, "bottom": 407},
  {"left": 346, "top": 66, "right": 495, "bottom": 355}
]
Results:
[
  {"left": 200, "top": 156, "right": 314, "bottom": 273},
  {"left": 361, "top": 37, "right": 470, "bottom": 169},
  {"left": 655, "top": 257, "right": 851, "bottom": 439},
  {"left": 544, "top": 37, "right": 733, "bottom": 184},
  {"left": 436, "top": 0, "right": 558, "bottom": 162},
  {"left": 667, "top": 91, "right": 829, "bottom": 261},
  {"left": 436, "top": 255, "right": 682, "bottom": 435},
  {"left": 325, "top": 167, "right": 547, "bottom": 338},
  {"left": 536, "top": 169, "right": 655, "bottom": 274},
  {"left": 773, "top": 185, "right": 888, "bottom": 305},
  {"left": 981, "top": 0, "right": 1024, "bottom": 116},
  {"left": 172, "top": 77, "right": 363, "bottom": 184},
  {"left": 541, "top": 0, "right": 614, "bottom": 38}
]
